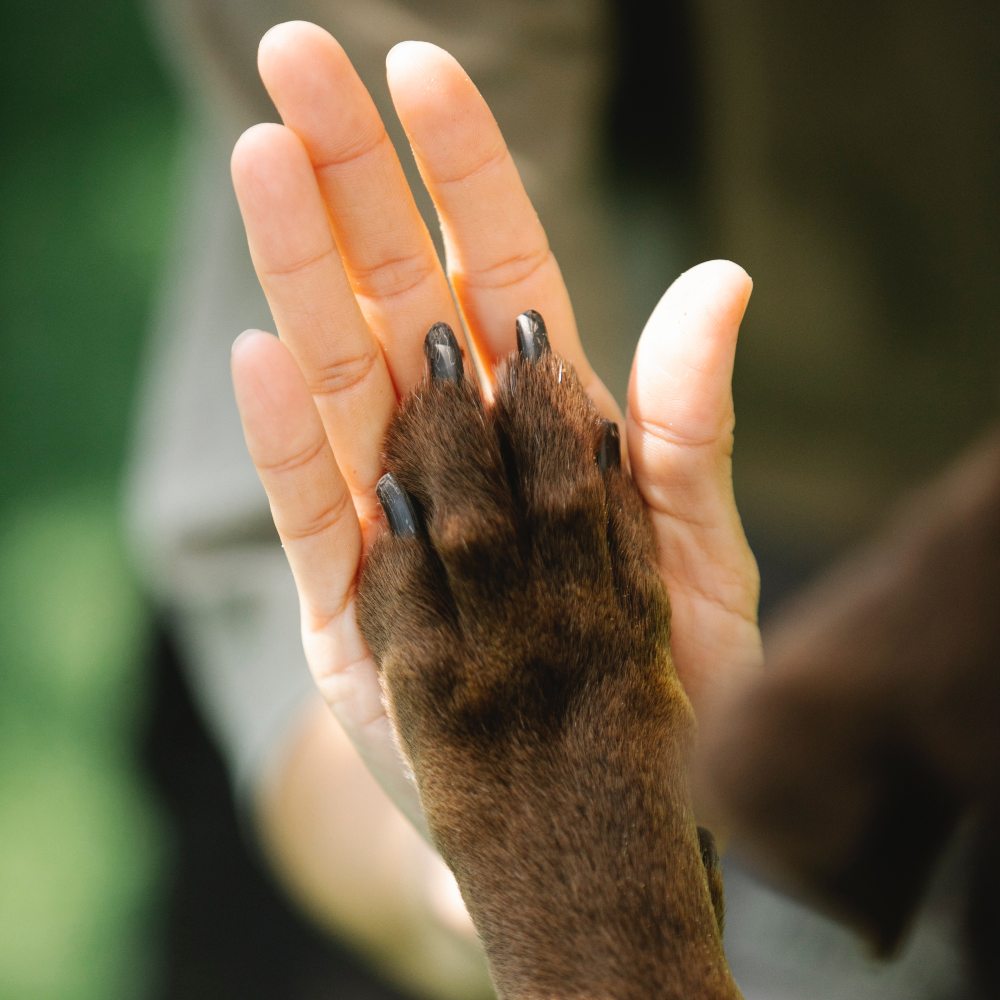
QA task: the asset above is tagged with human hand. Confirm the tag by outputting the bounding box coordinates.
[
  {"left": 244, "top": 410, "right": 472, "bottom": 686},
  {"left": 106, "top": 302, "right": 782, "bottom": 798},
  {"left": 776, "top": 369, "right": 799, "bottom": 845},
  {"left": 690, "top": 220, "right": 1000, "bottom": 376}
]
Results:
[{"left": 230, "top": 20, "right": 762, "bottom": 831}]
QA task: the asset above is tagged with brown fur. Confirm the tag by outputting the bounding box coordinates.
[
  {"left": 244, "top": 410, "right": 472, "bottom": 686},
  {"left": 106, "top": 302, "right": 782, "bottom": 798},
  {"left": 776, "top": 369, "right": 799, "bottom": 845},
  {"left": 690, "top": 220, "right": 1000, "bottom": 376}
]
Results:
[
  {"left": 700, "top": 428, "right": 1000, "bottom": 971},
  {"left": 357, "top": 350, "right": 740, "bottom": 999}
]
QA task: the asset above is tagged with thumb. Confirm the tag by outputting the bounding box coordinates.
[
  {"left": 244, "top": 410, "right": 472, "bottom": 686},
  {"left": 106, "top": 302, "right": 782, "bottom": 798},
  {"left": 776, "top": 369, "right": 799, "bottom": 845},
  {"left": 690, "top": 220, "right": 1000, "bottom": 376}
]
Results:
[
  {"left": 627, "top": 259, "right": 752, "bottom": 516},
  {"left": 626, "top": 260, "right": 761, "bottom": 705}
]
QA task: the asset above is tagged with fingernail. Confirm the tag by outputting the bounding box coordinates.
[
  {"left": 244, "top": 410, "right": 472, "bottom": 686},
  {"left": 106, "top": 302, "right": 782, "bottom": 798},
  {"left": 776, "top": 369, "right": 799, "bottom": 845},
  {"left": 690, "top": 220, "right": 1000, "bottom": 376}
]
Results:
[
  {"left": 515, "top": 309, "right": 550, "bottom": 362},
  {"left": 596, "top": 420, "right": 621, "bottom": 472},
  {"left": 424, "top": 322, "right": 464, "bottom": 383},
  {"left": 376, "top": 473, "right": 419, "bottom": 537}
]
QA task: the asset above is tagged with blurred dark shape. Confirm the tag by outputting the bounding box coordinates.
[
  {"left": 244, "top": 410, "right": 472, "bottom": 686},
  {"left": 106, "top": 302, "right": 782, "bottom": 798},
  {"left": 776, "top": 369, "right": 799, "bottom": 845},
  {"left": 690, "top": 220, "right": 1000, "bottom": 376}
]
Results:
[
  {"left": 140, "top": 619, "right": 414, "bottom": 1000},
  {"left": 700, "top": 428, "right": 1000, "bottom": 996}
]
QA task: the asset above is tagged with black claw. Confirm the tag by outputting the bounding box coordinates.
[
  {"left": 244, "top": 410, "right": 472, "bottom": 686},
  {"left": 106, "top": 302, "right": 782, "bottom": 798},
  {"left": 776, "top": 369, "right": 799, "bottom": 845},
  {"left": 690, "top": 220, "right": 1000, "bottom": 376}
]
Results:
[
  {"left": 424, "top": 322, "right": 464, "bottom": 383},
  {"left": 697, "top": 826, "right": 719, "bottom": 870},
  {"left": 596, "top": 420, "right": 621, "bottom": 472},
  {"left": 515, "top": 309, "right": 550, "bottom": 362},
  {"left": 376, "top": 473, "right": 419, "bottom": 537}
]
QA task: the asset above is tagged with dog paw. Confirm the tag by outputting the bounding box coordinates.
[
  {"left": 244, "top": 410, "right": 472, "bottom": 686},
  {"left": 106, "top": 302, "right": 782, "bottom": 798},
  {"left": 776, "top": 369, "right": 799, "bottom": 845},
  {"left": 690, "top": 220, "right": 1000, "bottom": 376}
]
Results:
[
  {"left": 356, "top": 315, "right": 727, "bottom": 993},
  {"left": 357, "top": 313, "right": 681, "bottom": 767}
]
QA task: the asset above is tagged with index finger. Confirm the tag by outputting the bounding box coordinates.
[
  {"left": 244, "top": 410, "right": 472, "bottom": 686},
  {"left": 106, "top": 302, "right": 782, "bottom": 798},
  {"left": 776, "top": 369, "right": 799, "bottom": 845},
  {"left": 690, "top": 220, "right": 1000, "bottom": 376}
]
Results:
[{"left": 386, "top": 42, "right": 621, "bottom": 422}]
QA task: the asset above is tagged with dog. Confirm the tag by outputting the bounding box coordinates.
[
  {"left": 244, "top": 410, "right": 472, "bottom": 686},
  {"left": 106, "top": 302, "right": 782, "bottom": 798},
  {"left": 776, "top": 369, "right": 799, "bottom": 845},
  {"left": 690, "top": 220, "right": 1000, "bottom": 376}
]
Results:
[{"left": 358, "top": 313, "right": 741, "bottom": 999}]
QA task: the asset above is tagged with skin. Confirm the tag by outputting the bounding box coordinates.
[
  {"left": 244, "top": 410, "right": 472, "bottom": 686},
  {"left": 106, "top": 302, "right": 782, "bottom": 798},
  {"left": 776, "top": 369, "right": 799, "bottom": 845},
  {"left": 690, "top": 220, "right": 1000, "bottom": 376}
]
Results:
[{"left": 229, "top": 19, "right": 762, "bottom": 993}]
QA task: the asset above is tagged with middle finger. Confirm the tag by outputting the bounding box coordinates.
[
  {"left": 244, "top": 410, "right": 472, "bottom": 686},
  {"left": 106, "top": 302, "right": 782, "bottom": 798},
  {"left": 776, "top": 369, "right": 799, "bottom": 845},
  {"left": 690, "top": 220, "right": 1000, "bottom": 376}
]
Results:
[{"left": 257, "top": 21, "right": 465, "bottom": 395}]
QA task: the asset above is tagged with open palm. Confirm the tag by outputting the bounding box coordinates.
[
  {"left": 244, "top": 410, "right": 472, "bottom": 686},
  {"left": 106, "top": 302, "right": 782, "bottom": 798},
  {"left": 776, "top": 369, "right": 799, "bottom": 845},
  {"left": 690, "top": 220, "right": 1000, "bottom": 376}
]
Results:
[{"left": 231, "top": 21, "right": 762, "bottom": 830}]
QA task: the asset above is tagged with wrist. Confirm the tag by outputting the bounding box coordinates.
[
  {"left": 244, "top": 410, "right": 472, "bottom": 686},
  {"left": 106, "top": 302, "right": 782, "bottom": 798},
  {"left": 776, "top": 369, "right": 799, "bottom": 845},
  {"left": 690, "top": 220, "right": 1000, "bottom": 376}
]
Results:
[{"left": 412, "top": 707, "right": 738, "bottom": 1000}]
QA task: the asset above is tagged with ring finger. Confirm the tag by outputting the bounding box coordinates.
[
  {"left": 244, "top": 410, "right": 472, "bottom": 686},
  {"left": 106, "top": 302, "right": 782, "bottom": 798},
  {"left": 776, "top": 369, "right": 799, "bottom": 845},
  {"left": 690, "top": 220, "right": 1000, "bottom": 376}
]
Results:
[{"left": 231, "top": 121, "right": 395, "bottom": 528}]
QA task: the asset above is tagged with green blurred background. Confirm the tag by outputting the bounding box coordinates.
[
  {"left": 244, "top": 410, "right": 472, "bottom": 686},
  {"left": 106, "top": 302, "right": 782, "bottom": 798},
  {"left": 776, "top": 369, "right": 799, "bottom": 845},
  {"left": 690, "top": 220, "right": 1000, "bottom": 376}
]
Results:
[{"left": 1, "top": 1, "right": 179, "bottom": 995}]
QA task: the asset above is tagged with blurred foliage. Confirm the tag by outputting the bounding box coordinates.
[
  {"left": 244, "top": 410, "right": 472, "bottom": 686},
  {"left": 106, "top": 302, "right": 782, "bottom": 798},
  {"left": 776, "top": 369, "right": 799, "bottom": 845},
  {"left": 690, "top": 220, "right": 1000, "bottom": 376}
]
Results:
[
  {"left": 0, "top": 0, "right": 180, "bottom": 996},
  {"left": 0, "top": 499, "right": 163, "bottom": 999},
  {"left": 0, "top": 0, "right": 178, "bottom": 494}
]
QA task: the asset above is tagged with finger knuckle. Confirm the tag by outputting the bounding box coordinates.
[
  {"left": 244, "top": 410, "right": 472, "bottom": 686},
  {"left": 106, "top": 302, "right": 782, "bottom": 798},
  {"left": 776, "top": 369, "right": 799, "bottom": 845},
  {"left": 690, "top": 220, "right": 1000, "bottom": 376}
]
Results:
[{"left": 307, "top": 349, "right": 380, "bottom": 397}]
